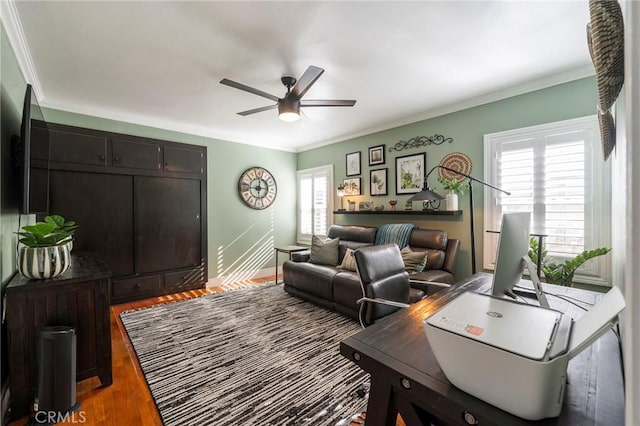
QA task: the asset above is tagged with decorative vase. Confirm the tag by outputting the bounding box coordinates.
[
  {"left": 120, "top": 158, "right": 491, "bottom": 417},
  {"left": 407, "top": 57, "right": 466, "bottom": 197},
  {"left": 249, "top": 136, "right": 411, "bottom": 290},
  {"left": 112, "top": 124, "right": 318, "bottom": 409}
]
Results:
[
  {"left": 446, "top": 192, "right": 458, "bottom": 211},
  {"left": 18, "top": 241, "right": 72, "bottom": 279},
  {"left": 389, "top": 199, "right": 397, "bottom": 211}
]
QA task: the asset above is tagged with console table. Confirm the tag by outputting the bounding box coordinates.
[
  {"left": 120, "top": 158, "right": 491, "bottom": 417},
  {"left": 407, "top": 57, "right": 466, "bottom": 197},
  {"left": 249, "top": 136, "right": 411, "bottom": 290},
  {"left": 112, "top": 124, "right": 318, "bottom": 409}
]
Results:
[
  {"left": 340, "top": 273, "right": 624, "bottom": 425},
  {"left": 5, "top": 252, "right": 112, "bottom": 419}
]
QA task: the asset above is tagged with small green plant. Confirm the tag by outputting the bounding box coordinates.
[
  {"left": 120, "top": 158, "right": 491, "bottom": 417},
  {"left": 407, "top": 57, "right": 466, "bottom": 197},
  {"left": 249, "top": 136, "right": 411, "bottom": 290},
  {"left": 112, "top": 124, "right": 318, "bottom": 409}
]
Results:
[
  {"left": 528, "top": 237, "right": 611, "bottom": 286},
  {"left": 17, "top": 215, "right": 77, "bottom": 247},
  {"left": 437, "top": 176, "right": 467, "bottom": 195}
]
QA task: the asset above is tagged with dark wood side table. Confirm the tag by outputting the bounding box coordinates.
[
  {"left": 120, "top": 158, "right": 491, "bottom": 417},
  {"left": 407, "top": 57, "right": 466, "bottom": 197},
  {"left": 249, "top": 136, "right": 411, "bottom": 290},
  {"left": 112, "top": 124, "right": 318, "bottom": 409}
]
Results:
[
  {"left": 340, "top": 273, "right": 624, "bottom": 426},
  {"left": 5, "top": 252, "right": 112, "bottom": 420},
  {"left": 274, "top": 245, "right": 308, "bottom": 284}
]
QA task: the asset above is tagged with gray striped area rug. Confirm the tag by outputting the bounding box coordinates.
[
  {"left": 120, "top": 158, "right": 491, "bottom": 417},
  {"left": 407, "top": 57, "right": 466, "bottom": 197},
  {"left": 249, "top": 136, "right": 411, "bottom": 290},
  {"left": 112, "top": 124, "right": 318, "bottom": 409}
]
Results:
[{"left": 120, "top": 283, "right": 369, "bottom": 425}]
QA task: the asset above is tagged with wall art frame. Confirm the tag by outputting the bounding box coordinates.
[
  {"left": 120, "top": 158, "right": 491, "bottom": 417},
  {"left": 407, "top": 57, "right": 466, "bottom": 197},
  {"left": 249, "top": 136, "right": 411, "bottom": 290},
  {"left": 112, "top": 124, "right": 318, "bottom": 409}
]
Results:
[
  {"left": 368, "top": 145, "right": 385, "bottom": 166},
  {"left": 342, "top": 177, "right": 361, "bottom": 196},
  {"left": 370, "top": 168, "right": 388, "bottom": 196},
  {"left": 346, "top": 151, "right": 361, "bottom": 176},
  {"left": 395, "top": 153, "right": 426, "bottom": 195}
]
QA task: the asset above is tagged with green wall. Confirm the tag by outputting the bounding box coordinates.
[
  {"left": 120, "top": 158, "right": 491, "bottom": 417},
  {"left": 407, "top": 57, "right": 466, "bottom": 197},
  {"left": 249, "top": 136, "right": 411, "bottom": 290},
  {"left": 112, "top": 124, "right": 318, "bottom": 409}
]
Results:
[
  {"left": 1, "top": 19, "right": 28, "bottom": 390},
  {"left": 40, "top": 109, "right": 298, "bottom": 282},
  {"left": 298, "top": 77, "right": 598, "bottom": 279}
]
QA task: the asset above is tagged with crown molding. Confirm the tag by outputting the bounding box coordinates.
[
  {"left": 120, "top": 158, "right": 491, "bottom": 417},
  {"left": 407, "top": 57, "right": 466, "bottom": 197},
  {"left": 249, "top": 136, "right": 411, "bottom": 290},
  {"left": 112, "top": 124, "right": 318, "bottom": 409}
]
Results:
[
  {"left": 296, "top": 65, "right": 596, "bottom": 153},
  {"left": 40, "top": 99, "right": 298, "bottom": 153},
  {"left": 1, "top": 0, "right": 44, "bottom": 100}
]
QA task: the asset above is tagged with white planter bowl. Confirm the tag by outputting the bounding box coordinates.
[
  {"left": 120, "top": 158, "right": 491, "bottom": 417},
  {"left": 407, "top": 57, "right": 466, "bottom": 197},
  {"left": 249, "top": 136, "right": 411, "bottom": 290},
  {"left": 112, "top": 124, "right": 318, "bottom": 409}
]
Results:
[{"left": 18, "top": 241, "right": 72, "bottom": 279}]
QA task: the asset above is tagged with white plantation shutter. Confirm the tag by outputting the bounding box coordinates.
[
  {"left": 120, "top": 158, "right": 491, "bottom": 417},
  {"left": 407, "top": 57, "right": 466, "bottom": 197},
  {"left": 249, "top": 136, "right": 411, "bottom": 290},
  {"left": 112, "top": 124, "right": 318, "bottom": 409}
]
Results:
[
  {"left": 297, "top": 165, "right": 334, "bottom": 244},
  {"left": 484, "top": 116, "right": 611, "bottom": 285}
]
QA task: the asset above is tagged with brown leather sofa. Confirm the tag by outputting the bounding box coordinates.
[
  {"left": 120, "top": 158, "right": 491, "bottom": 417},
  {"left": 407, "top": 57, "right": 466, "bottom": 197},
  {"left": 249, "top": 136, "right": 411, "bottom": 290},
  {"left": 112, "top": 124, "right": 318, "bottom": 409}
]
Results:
[{"left": 282, "top": 224, "right": 460, "bottom": 322}]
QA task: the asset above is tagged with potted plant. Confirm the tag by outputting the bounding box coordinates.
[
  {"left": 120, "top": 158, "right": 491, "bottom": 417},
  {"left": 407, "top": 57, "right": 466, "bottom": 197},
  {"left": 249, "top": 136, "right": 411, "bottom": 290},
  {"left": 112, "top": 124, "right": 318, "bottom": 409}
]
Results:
[
  {"left": 437, "top": 176, "right": 467, "bottom": 211},
  {"left": 16, "top": 214, "right": 77, "bottom": 279},
  {"left": 528, "top": 237, "right": 611, "bottom": 286}
]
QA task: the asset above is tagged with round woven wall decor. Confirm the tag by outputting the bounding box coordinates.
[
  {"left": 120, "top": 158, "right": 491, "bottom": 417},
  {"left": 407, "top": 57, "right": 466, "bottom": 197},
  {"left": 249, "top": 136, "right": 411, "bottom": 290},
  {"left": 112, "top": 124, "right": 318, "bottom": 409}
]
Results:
[
  {"left": 438, "top": 152, "right": 472, "bottom": 181},
  {"left": 587, "top": 0, "right": 624, "bottom": 111}
]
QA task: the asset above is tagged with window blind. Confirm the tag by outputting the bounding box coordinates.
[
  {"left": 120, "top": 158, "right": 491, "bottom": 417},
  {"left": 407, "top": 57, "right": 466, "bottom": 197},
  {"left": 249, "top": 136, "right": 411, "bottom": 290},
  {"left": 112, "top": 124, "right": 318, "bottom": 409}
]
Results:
[
  {"left": 297, "top": 165, "right": 333, "bottom": 244},
  {"left": 484, "top": 116, "right": 611, "bottom": 285}
]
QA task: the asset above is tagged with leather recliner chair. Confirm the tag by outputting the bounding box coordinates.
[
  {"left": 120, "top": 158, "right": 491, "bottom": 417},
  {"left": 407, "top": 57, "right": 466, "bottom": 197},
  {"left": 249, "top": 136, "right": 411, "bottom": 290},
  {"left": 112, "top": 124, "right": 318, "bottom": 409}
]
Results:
[{"left": 353, "top": 243, "right": 411, "bottom": 327}]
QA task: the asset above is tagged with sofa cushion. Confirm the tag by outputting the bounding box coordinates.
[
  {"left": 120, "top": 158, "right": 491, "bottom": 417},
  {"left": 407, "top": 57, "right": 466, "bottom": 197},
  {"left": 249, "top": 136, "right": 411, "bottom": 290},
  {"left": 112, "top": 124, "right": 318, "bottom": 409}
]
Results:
[
  {"left": 400, "top": 246, "right": 428, "bottom": 273},
  {"left": 338, "top": 248, "right": 357, "bottom": 271},
  {"left": 328, "top": 225, "right": 377, "bottom": 263},
  {"left": 310, "top": 235, "right": 339, "bottom": 265}
]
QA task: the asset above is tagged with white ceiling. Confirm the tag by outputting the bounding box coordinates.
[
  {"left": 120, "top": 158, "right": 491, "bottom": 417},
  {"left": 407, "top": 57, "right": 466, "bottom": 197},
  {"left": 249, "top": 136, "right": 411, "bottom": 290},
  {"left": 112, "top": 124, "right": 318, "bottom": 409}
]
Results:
[{"left": 10, "top": 1, "right": 594, "bottom": 152}]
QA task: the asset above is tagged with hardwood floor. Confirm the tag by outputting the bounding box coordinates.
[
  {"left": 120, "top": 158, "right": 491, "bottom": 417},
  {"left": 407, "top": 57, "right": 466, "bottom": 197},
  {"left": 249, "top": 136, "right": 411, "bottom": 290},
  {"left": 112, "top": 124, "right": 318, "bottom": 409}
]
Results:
[{"left": 8, "top": 276, "right": 404, "bottom": 425}]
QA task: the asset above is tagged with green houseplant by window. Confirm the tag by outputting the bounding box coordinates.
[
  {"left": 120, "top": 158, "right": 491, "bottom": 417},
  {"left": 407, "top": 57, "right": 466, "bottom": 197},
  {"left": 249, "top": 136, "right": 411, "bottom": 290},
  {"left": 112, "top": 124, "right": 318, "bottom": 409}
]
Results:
[
  {"left": 528, "top": 237, "right": 611, "bottom": 286},
  {"left": 16, "top": 215, "right": 77, "bottom": 279}
]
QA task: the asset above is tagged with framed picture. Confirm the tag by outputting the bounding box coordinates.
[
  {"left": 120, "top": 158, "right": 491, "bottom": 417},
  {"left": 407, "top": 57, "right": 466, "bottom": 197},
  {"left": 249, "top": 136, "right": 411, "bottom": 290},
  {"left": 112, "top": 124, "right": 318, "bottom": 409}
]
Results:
[
  {"left": 370, "top": 168, "right": 388, "bottom": 196},
  {"left": 342, "top": 177, "right": 361, "bottom": 196},
  {"left": 395, "top": 153, "right": 426, "bottom": 194},
  {"left": 346, "top": 151, "right": 361, "bottom": 176},
  {"left": 368, "top": 145, "right": 385, "bottom": 166}
]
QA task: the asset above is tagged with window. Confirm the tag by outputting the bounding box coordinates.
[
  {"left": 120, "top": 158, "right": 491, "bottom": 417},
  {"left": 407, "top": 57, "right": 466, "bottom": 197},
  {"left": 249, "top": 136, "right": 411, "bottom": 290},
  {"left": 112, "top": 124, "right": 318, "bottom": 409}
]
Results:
[
  {"left": 483, "top": 116, "right": 611, "bottom": 285},
  {"left": 297, "top": 165, "right": 334, "bottom": 244}
]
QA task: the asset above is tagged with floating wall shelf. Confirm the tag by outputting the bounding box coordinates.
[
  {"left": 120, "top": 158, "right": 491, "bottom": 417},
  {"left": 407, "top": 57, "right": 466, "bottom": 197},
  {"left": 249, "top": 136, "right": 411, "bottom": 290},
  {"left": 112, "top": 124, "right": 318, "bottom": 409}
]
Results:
[{"left": 333, "top": 210, "right": 462, "bottom": 216}]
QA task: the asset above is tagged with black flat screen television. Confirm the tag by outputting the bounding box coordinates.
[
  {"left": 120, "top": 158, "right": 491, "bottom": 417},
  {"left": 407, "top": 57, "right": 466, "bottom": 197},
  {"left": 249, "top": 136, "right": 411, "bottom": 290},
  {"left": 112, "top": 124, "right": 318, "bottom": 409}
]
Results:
[{"left": 18, "top": 84, "right": 50, "bottom": 214}]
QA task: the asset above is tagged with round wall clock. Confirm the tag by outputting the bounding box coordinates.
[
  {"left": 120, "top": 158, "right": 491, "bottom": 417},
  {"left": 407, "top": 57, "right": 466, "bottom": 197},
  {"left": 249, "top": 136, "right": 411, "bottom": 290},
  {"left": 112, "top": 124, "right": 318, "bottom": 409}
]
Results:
[{"left": 238, "top": 167, "right": 277, "bottom": 210}]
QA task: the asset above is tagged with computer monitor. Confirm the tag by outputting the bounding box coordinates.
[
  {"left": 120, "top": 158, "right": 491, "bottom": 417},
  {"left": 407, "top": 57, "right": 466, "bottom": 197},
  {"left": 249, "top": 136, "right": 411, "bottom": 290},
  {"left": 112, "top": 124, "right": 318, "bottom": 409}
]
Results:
[{"left": 491, "top": 212, "right": 549, "bottom": 307}]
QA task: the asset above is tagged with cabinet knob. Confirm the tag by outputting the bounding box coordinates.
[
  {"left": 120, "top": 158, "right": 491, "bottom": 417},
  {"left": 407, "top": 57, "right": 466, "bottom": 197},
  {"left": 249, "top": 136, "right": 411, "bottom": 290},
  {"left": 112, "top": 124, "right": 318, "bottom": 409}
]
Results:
[
  {"left": 99, "top": 155, "right": 105, "bottom": 160},
  {"left": 114, "top": 156, "right": 120, "bottom": 162}
]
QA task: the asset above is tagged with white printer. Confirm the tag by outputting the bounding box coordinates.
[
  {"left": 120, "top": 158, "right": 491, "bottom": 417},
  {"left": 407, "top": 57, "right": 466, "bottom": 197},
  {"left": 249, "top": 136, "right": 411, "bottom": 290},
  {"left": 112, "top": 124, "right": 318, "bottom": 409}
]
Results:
[{"left": 423, "top": 287, "right": 625, "bottom": 421}]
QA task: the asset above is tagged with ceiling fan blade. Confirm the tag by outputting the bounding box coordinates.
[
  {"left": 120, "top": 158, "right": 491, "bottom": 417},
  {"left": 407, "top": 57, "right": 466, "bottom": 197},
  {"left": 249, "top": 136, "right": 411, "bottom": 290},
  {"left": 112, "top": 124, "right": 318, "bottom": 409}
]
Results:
[
  {"left": 220, "top": 78, "right": 280, "bottom": 102},
  {"left": 301, "top": 100, "right": 356, "bottom": 107},
  {"left": 290, "top": 66, "right": 324, "bottom": 99},
  {"left": 237, "top": 104, "right": 278, "bottom": 116}
]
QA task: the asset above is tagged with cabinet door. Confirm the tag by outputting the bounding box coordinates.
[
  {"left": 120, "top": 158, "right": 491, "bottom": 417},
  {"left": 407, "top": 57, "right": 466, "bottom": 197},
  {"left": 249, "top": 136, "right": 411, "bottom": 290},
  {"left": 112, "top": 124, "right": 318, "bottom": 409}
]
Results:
[
  {"left": 135, "top": 177, "right": 201, "bottom": 273},
  {"left": 163, "top": 146, "right": 204, "bottom": 174},
  {"left": 112, "top": 138, "right": 161, "bottom": 170},
  {"left": 49, "top": 128, "right": 108, "bottom": 166},
  {"left": 49, "top": 171, "right": 134, "bottom": 276}
]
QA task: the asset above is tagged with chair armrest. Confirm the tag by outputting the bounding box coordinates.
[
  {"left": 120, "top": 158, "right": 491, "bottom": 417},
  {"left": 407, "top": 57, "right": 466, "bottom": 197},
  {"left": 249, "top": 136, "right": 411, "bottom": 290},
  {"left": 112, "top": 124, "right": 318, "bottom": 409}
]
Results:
[
  {"left": 410, "top": 280, "right": 450, "bottom": 296},
  {"left": 357, "top": 297, "right": 410, "bottom": 309}
]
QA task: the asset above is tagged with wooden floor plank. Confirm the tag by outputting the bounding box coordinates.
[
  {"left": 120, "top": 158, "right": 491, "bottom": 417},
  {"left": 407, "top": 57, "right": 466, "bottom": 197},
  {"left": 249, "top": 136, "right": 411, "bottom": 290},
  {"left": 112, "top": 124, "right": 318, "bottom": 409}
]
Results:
[{"left": 7, "top": 276, "right": 403, "bottom": 425}]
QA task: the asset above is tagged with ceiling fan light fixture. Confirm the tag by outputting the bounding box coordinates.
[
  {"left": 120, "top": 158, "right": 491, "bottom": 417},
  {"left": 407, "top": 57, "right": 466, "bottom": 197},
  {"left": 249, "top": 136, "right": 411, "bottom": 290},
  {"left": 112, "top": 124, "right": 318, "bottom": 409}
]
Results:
[{"left": 278, "top": 98, "right": 300, "bottom": 122}]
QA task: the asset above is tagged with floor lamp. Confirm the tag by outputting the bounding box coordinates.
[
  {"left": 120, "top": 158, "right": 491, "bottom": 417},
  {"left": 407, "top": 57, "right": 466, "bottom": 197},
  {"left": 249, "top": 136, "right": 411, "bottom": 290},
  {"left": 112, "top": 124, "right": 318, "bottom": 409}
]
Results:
[{"left": 408, "top": 165, "right": 510, "bottom": 274}]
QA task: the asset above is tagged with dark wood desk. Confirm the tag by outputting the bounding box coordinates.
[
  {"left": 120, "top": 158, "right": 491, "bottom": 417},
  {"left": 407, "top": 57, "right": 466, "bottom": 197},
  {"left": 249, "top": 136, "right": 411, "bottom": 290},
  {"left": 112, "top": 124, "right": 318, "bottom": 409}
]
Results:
[
  {"left": 340, "top": 273, "right": 624, "bottom": 425},
  {"left": 6, "top": 252, "right": 112, "bottom": 419}
]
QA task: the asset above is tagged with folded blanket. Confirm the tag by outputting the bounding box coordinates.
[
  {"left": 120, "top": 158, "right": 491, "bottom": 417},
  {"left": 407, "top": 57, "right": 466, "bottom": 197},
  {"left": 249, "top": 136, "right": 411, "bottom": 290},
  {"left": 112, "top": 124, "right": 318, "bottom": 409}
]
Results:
[{"left": 374, "top": 223, "right": 416, "bottom": 249}]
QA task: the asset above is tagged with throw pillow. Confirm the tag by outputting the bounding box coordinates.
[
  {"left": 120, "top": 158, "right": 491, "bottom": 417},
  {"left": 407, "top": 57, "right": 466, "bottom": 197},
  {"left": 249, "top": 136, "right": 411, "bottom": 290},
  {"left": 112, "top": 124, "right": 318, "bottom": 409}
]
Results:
[
  {"left": 338, "top": 248, "right": 357, "bottom": 271},
  {"left": 310, "top": 235, "right": 339, "bottom": 265},
  {"left": 400, "top": 246, "right": 428, "bottom": 273}
]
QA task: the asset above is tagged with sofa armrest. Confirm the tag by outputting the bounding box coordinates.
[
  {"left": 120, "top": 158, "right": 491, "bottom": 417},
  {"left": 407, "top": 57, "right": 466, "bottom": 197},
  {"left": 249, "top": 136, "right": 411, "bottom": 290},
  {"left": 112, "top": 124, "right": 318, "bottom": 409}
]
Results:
[{"left": 290, "top": 250, "right": 311, "bottom": 262}]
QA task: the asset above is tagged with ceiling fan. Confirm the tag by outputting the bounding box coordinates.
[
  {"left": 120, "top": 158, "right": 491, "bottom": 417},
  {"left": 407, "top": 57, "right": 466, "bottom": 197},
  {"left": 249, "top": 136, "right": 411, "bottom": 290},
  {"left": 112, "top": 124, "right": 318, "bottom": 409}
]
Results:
[{"left": 220, "top": 65, "right": 356, "bottom": 122}]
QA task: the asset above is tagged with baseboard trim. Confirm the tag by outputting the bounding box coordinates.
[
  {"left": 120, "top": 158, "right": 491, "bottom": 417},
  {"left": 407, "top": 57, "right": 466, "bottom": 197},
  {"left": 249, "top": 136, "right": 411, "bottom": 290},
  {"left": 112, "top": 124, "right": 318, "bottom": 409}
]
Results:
[{"left": 206, "top": 267, "right": 277, "bottom": 288}]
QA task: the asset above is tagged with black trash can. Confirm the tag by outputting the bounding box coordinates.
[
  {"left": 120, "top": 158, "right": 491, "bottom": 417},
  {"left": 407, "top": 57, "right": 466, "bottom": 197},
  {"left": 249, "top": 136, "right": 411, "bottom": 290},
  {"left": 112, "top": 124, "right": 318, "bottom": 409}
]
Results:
[{"left": 35, "top": 326, "right": 80, "bottom": 419}]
